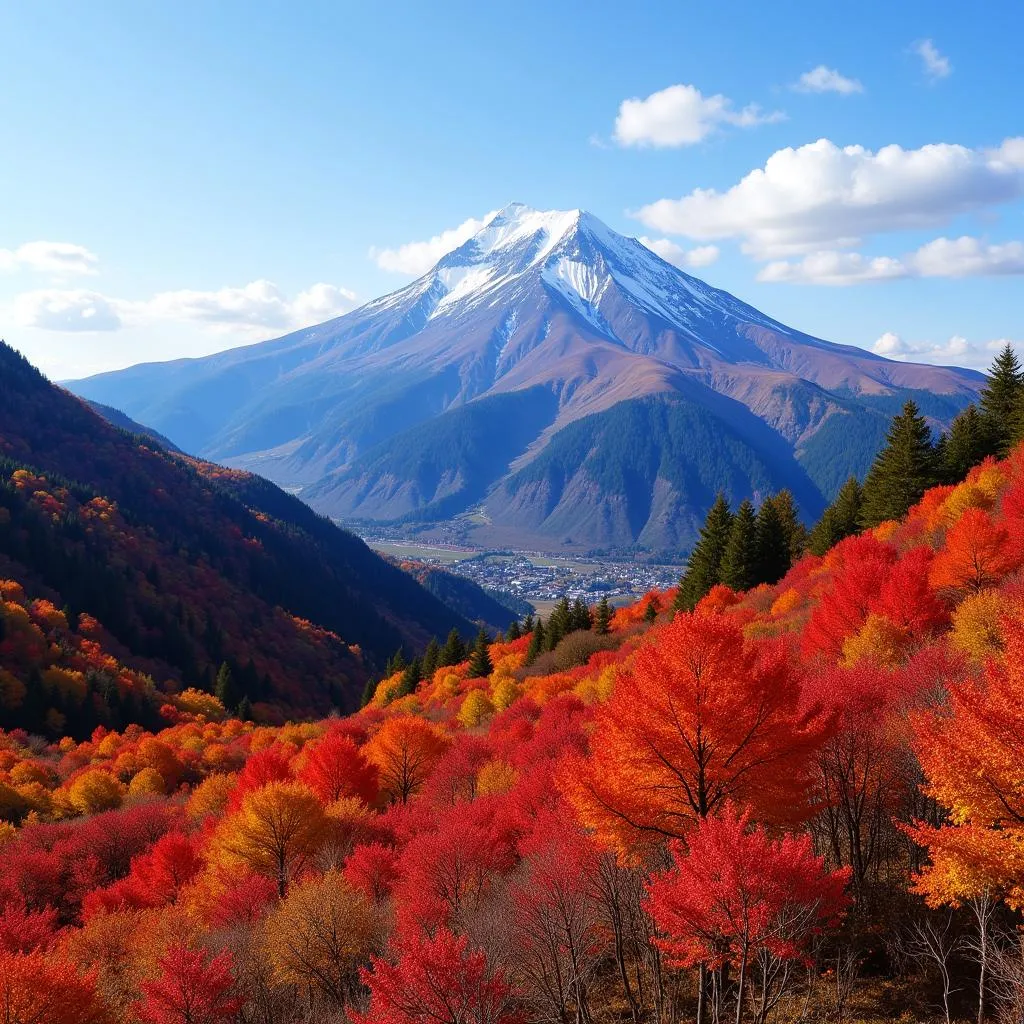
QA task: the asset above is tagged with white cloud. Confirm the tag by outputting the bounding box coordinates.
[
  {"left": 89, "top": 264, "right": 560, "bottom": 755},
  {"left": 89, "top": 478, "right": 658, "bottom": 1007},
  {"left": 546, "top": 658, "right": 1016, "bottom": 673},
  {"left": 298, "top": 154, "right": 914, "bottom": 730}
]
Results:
[
  {"left": 0, "top": 241, "right": 98, "bottom": 276},
  {"left": 12, "top": 289, "right": 123, "bottom": 331},
  {"left": 637, "top": 236, "right": 720, "bottom": 269},
  {"left": 792, "top": 66, "right": 863, "bottom": 95},
  {"left": 757, "top": 235, "right": 1024, "bottom": 285},
  {"left": 758, "top": 251, "right": 908, "bottom": 285},
  {"left": 612, "top": 83, "right": 784, "bottom": 148},
  {"left": 633, "top": 137, "right": 1024, "bottom": 258},
  {"left": 872, "top": 332, "right": 1012, "bottom": 369},
  {"left": 914, "top": 39, "right": 951, "bottom": 81},
  {"left": 371, "top": 212, "right": 498, "bottom": 275},
  {"left": 910, "top": 236, "right": 1024, "bottom": 277},
  {"left": 9, "top": 279, "right": 358, "bottom": 336}
]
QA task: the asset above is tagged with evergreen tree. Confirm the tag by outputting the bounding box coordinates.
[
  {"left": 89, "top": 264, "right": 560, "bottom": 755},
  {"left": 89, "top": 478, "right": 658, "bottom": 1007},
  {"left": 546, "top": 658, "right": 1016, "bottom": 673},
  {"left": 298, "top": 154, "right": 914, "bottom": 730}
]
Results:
[
  {"left": 719, "top": 499, "right": 758, "bottom": 592},
  {"left": 214, "top": 662, "right": 238, "bottom": 712},
  {"left": 594, "top": 595, "right": 612, "bottom": 636},
  {"left": 979, "top": 343, "right": 1023, "bottom": 454},
  {"left": 570, "top": 598, "right": 592, "bottom": 632},
  {"left": 506, "top": 620, "right": 522, "bottom": 642},
  {"left": 440, "top": 628, "right": 467, "bottom": 667},
  {"left": 395, "top": 658, "right": 423, "bottom": 699},
  {"left": 523, "top": 612, "right": 535, "bottom": 634},
  {"left": 770, "top": 489, "right": 806, "bottom": 561},
  {"left": 467, "top": 628, "right": 494, "bottom": 678},
  {"left": 754, "top": 497, "right": 792, "bottom": 586},
  {"left": 643, "top": 598, "right": 658, "bottom": 624},
  {"left": 675, "top": 494, "right": 733, "bottom": 611},
  {"left": 385, "top": 647, "right": 407, "bottom": 676},
  {"left": 360, "top": 676, "right": 378, "bottom": 708},
  {"left": 421, "top": 637, "right": 441, "bottom": 681},
  {"left": 236, "top": 696, "right": 253, "bottom": 721},
  {"left": 859, "top": 401, "right": 939, "bottom": 528},
  {"left": 545, "top": 598, "right": 572, "bottom": 651},
  {"left": 807, "top": 477, "right": 863, "bottom": 556},
  {"left": 942, "top": 404, "right": 989, "bottom": 483},
  {"left": 525, "top": 619, "right": 545, "bottom": 664}
]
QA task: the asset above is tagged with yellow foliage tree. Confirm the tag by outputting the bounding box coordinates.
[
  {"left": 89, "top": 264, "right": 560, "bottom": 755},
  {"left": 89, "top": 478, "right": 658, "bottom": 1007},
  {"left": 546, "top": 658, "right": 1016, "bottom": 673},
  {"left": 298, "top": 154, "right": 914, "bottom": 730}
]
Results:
[
  {"left": 127, "top": 767, "right": 166, "bottom": 799},
  {"left": 949, "top": 589, "right": 1004, "bottom": 662},
  {"left": 185, "top": 773, "right": 236, "bottom": 821},
  {"left": 216, "top": 781, "right": 329, "bottom": 895},
  {"left": 840, "top": 612, "right": 908, "bottom": 668},
  {"left": 457, "top": 689, "right": 494, "bottom": 729},
  {"left": 66, "top": 769, "right": 124, "bottom": 815},
  {"left": 476, "top": 759, "right": 517, "bottom": 796},
  {"left": 263, "top": 869, "right": 381, "bottom": 1008}
]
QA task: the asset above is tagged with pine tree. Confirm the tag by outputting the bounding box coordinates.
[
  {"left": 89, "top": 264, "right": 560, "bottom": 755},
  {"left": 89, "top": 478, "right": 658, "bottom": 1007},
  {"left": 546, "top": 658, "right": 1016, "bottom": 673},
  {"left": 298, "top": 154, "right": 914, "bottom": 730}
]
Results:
[
  {"left": 525, "top": 619, "right": 545, "bottom": 664},
  {"left": 594, "top": 595, "right": 612, "bottom": 636},
  {"left": 719, "top": 499, "right": 758, "bottom": 592},
  {"left": 236, "top": 696, "right": 253, "bottom": 721},
  {"left": 523, "top": 612, "right": 535, "bottom": 634},
  {"left": 467, "top": 628, "right": 493, "bottom": 678},
  {"left": 643, "top": 598, "right": 658, "bottom": 624},
  {"left": 421, "top": 638, "right": 441, "bottom": 681},
  {"left": 807, "top": 477, "right": 863, "bottom": 556},
  {"left": 395, "top": 658, "right": 423, "bottom": 699},
  {"left": 570, "top": 598, "right": 592, "bottom": 632},
  {"left": 545, "top": 598, "right": 571, "bottom": 651},
  {"left": 675, "top": 494, "right": 733, "bottom": 611},
  {"left": 440, "top": 628, "right": 467, "bottom": 667},
  {"left": 860, "top": 401, "right": 940, "bottom": 528},
  {"left": 386, "top": 647, "right": 407, "bottom": 676},
  {"left": 979, "top": 343, "right": 1023, "bottom": 454},
  {"left": 506, "top": 620, "right": 522, "bottom": 642},
  {"left": 942, "top": 404, "right": 988, "bottom": 482},
  {"left": 214, "top": 662, "right": 238, "bottom": 712},
  {"left": 754, "top": 497, "right": 792, "bottom": 586},
  {"left": 360, "top": 676, "right": 378, "bottom": 708},
  {"left": 770, "top": 489, "right": 807, "bottom": 560}
]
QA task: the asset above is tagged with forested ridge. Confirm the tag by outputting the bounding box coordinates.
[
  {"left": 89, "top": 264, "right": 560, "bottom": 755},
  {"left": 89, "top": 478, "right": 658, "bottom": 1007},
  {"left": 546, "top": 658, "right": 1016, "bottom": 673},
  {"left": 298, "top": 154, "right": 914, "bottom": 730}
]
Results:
[{"left": 0, "top": 341, "right": 474, "bottom": 733}]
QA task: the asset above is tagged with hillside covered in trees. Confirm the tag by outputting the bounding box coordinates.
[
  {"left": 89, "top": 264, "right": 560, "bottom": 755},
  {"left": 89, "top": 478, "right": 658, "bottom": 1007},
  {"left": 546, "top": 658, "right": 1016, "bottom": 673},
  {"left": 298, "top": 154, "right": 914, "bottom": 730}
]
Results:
[
  {"left": 0, "top": 342, "right": 475, "bottom": 733},
  {"left": 3, "top": 349, "right": 1024, "bottom": 1023}
]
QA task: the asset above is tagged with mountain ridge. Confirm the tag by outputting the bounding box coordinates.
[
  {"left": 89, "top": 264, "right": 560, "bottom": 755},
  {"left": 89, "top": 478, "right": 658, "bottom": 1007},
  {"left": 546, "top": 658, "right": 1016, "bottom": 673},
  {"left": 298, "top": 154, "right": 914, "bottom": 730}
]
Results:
[{"left": 69, "top": 204, "right": 982, "bottom": 554}]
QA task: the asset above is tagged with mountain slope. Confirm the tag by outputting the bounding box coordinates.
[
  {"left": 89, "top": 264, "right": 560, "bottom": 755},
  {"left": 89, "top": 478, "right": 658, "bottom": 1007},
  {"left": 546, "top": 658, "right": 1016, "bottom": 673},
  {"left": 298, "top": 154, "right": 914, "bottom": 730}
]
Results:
[
  {"left": 70, "top": 204, "right": 982, "bottom": 553},
  {"left": 0, "top": 343, "right": 475, "bottom": 728}
]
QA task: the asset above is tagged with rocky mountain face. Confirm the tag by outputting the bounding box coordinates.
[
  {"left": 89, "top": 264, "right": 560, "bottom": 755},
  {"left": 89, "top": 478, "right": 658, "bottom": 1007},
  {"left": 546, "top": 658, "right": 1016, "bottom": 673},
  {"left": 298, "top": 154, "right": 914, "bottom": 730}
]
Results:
[{"left": 70, "top": 204, "right": 982, "bottom": 555}]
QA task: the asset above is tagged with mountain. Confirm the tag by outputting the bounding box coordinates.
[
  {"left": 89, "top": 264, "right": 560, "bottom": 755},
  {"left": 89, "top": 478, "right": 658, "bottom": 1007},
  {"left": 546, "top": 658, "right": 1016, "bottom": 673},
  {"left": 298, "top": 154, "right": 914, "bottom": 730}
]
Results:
[
  {"left": 70, "top": 204, "right": 982, "bottom": 555},
  {"left": 0, "top": 342, "right": 476, "bottom": 731}
]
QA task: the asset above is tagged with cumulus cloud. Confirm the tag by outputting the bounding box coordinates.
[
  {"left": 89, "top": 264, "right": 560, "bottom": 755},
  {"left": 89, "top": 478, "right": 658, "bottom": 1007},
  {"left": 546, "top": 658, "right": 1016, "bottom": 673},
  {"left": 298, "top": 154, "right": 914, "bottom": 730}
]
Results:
[
  {"left": 371, "top": 212, "right": 498, "bottom": 275},
  {"left": 612, "top": 83, "right": 784, "bottom": 148},
  {"left": 638, "top": 236, "right": 720, "bottom": 269},
  {"left": 10, "top": 280, "right": 358, "bottom": 336},
  {"left": 792, "top": 66, "right": 863, "bottom": 95},
  {"left": 914, "top": 39, "right": 951, "bottom": 81},
  {"left": 758, "top": 251, "right": 908, "bottom": 285},
  {"left": 12, "top": 289, "right": 123, "bottom": 331},
  {"left": 757, "top": 235, "right": 1024, "bottom": 285},
  {"left": 633, "top": 137, "right": 1024, "bottom": 258},
  {"left": 0, "top": 241, "right": 98, "bottom": 276},
  {"left": 872, "top": 332, "right": 1013, "bottom": 369}
]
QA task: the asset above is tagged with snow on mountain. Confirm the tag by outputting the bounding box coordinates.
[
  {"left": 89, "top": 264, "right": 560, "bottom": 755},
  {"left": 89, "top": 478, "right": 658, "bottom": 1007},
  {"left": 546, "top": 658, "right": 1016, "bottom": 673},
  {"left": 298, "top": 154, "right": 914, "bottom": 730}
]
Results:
[{"left": 68, "top": 204, "right": 983, "bottom": 555}]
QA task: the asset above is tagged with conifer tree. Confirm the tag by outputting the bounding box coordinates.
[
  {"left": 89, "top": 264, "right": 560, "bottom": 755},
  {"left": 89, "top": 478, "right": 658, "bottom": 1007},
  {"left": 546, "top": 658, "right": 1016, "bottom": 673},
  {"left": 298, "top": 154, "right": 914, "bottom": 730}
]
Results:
[
  {"left": 942, "top": 404, "right": 988, "bottom": 483},
  {"left": 421, "top": 638, "right": 440, "bottom": 681},
  {"left": 643, "top": 598, "right": 658, "bottom": 624},
  {"left": 236, "top": 696, "right": 253, "bottom": 721},
  {"left": 571, "top": 597, "right": 593, "bottom": 632},
  {"left": 214, "top": 662, "right": 238, "bottom": 712},
  {"left": 979, "top": 343, "right": 1023, "bottom": 454},
  {"left": 674, "top": 494, "right": 733, "bottom": 611},
  {"left": 467, "top": 628, "right": 494, "bottom": 678},
  {"left": 506, "top": 620, "right": 521, "bottom": 642},
  {"left": 523, "top": 612, "right": 535, "bottom": 633},
  {"left": 395, "top": 658, "right": 423, "bottom": 699},
  {"left": 439, "top": 629, "right": 466, "bottom": 667},
  {"left": 859, "top": 401, "right": 939, "bottom": 528},
  {"left": 386, "top": 648, "right": 407, "bottom": 676},
  {"left": 525, "top": 618, "right": 545, "bottom": 664},
  {"left": 754, "top": 497, "right": 792, "bottom": 586},
  {"left": 719, "top": 499, "right": 758, "bottom": 592},
  {"left": 807, "top": 477, "right": 863, "bottom": 556},
  {"left": 360, "top": 676, "right": 378, "bottom": 708},
  {"left": 770, "top": 489, "right": 807, "bottom": 560},
  {"left": 545, "top": 598, "right": 572, "bottom": 651},
  {"left": 594, "top": 595, "right": 612, "bottom": 636}
]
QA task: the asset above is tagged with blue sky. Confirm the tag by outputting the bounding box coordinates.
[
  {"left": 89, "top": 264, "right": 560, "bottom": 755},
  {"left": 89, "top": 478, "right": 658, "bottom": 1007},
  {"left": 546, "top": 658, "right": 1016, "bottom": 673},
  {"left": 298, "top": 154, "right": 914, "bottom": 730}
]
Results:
[{"left": 2, "top": 0, "right": 1022, "bottom": 379}]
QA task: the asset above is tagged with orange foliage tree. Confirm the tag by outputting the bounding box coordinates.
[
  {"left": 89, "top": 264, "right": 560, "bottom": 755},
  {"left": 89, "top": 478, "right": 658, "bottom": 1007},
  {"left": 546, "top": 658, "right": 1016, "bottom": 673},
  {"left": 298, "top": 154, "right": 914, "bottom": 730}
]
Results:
[
  {"left": 928, "top": 507, "right": 1019, "bottom": 598},
  {"left": 365, "top": 716, "right": 450, "bottom": 804},
  {"left": 564, "top": 611, "right": 831, "bottom": 857}
]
